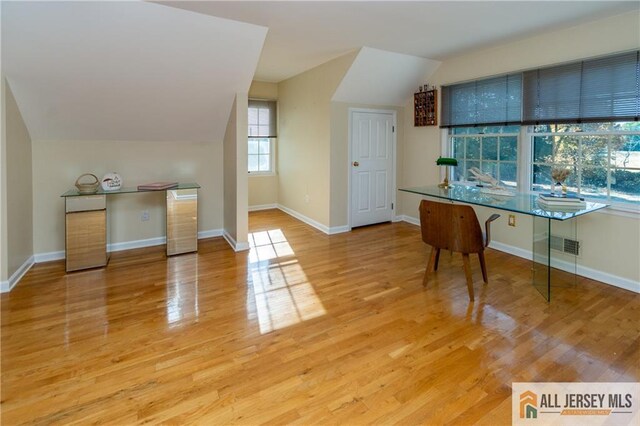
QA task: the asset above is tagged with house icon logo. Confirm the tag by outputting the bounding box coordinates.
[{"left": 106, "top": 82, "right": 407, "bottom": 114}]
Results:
[{"left": 520, "top": 390, "right": 538, "bottom": 419}]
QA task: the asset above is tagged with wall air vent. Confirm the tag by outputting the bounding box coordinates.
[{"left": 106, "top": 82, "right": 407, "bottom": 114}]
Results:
[{"left": 550, "top": 235, "right": 580, "bottom": 256}]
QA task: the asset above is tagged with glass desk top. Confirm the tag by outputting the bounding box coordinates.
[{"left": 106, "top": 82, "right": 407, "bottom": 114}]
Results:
[
  {"left": 62, "top": 183, "right": 200, "bottom": 197},
  {"left": 400, "top": 185, "right": 608, "bottom": 220}
]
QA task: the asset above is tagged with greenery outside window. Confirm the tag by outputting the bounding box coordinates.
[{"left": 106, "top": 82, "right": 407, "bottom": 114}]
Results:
[
  {"left": 531, "top": 122, "right": 640, "bottom": 204},
  {"left": 248, "top": 100, "right": 277, "bottom": 175},
  {"left": 450, "top": 125, "right": 520, "bottom": 187}
]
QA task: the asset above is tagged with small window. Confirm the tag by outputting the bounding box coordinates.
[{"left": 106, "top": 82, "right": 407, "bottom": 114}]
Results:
[{"left": 248, "top": 100, "right": 277, "bottom": 175}]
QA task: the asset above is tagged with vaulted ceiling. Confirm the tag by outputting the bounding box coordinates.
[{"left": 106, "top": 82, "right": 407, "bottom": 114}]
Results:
[
  {"left": 161, "top": 1, "right": 639, "bottom": 83},
  {"left": 2, "top": 1, "right": 267, "bottom": 142},
  {"left": 2, "top": 1, "right": 637, "bottom": 143}
]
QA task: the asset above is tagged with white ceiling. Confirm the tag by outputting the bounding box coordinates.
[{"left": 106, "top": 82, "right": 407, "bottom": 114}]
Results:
[
  {"left": 333, "top": 47, "right": 441, "bottom": 106},
  {"left": 2, "top": 1, "right": 267, "bottom": 142},
  {"left": 161, "top": 1, "right": 640, "bottom": 83}
]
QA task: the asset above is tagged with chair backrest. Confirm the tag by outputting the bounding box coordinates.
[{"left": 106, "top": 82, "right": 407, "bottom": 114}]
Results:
[{"left": 419, "top": 200, "right": 484, "bottom": 254}]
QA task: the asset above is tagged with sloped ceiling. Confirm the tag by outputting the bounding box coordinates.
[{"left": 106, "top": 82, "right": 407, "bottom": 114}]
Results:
[
  {"left": 332, "top": 47, "right": 441, "bottom": 107},
  {"left": 1, "top": 1, "right": 267, "bottom": 142},
  {"left": 160, "top": 1, "right": 639, "bottom": 83}
]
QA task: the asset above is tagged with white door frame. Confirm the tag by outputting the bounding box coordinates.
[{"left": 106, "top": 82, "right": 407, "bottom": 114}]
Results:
[{"left": 347, "top": 107, "right": 397, "bottom": 230}]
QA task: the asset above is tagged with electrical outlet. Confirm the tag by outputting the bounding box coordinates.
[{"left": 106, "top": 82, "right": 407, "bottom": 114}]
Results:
[
  {"left": 304, "top": 194, "right": 310, "bottom": 203},
  {"left": 508, "top": 214, "right": 516, "bottom": 227},
  {"left": 141, "top": 210, "right": 150, "bottom": 222}
]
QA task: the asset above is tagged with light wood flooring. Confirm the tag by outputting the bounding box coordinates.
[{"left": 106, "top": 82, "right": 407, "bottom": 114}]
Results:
[{"left": 1, "top": 209, "right": 639, "bottom": 425}]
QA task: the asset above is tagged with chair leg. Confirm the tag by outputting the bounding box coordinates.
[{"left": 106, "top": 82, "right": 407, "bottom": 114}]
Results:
[
  {"left": 478, "top": 251, "right": 488, "bottom": 283},
  {"left": 423, "top": 246, "right": 437, "bottom": 287},
  {"left": 434, "top": 248, "right": 441, "bottom": 271},
  {"left": 462, "top": 253, "right": 474, "bottom": 302}
]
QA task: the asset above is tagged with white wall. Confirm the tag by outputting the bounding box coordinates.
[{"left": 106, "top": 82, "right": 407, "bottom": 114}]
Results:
[
  {"left": 277, "top": 51, "right": 357, "bottom": 227},
  {"left": 32, "top": 139, "right": 223, "bottom": 255},
  {"left": 223, "top": 93, "right": 249, "bottom": 250},
  {"left": 401, "top": 11, "right": 640, "bottom": 289},
  {"left": 1, "top": 78, "right": 33, "bottom": 287},
  {"left": 1, "top": 77, "right": 8, "bottom": 282}
]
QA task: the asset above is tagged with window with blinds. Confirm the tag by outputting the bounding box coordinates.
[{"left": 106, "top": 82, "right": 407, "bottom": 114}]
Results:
[
  {"left": 522, "top": 50, "right": 640, "bottom": 124},
  {"left": 248, "top": 100, "right": 277, "bottom": 174},
  {"left": 441, "top": 73, "right": 522, "bottom": 128}
]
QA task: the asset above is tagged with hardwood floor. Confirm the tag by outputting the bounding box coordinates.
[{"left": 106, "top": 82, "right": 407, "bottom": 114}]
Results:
[{"left": 2, "top": 209, "right": 639, "bottom": 425}]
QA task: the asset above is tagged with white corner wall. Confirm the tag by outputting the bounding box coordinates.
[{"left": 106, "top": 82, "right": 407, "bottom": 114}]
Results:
[{"left": 223, "top": 93, "right": 249, "bottom": 251}]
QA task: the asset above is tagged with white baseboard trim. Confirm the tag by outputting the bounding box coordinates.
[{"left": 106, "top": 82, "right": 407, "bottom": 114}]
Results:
[
  {"left": 488, "top": 241, "right": 533, "bottom": 261},
  {"left": 399, "top": 214, "right": 420, "bottom": 227},
  {"left": 223, "top": 230, "right": 250, "bottom": 252},
  {"left": 276, "top": 204, "right": 330, "bottom": 234},
  {"left": 34, "top": 251, "right": 65, "bottom": 263},
  {"left": 275, "top": 204, "right": 350, "bottom": 235},
  {"left": 402, "top": 216, "right": 639, "bottom": 294},
  {"left": 109, "top": 236, "right": 165, "bottom": 252},
  {"left": 198, "top": 229, "right": 224, "bottom": 239},
  {"left": 0, "top": 255, "right": 35, "bottom": 293},
  {"left": 31, "top": 229, "right": 224, "bottom": 264},
  {"left": 249, "top": 204, "right": 278, "bottom": 212}
]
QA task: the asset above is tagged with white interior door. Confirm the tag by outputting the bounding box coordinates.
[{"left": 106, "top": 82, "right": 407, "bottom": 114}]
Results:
[{"left": 350, "top": 111, "right": 394, "bottom": 228}]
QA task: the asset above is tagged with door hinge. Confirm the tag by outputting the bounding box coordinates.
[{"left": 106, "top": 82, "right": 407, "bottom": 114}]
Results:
[
  {"left": 391, "top": 202, "right": 394, "bottom": 210},
  {"left": 392, "top": 126, "right": 395, "bottom": 132}
]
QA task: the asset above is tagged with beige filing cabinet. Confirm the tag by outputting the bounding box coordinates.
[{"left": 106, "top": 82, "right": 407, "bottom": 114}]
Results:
[
  {"left": 65, "top": 195, "right": 107, "bottom": 272},
  {"left": 166, "top": 188, "right": 198, "bottom": 255}
]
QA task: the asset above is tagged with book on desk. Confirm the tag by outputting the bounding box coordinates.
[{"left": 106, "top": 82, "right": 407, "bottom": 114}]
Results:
[
  {"left": 537, "top": 192, "right": 586, "bottom": 209},
  {"left": 137, "top": 182, "right": 179, "bottom": 191}
]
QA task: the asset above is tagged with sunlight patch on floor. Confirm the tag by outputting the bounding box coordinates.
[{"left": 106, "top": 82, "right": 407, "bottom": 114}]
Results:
[{"left": 248, "top": 229, "right": 326, "bottom": 334}]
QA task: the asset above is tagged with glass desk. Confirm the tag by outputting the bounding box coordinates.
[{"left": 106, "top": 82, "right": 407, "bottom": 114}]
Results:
[
  {"left": 400, "top": 185, "right": 608, "bottom": 301},
  {"left": 62, "top": 183, "right": 200, "bottom": 272}
]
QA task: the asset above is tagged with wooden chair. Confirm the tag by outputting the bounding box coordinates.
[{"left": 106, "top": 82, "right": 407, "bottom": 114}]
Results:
[{"left": 419, "top": 200, "right": 500, "bottom": 301}]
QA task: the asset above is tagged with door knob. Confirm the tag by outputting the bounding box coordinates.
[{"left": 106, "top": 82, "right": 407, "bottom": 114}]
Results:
[{"left": 352, "top": 161, "right": 359, "bottom": 167}]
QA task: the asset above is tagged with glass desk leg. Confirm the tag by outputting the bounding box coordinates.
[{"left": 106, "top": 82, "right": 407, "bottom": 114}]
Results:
[
  {"left": 532, "top": 217, "right": 578, "bottom": 301},
  {"left": 532, "top": 216, "right": 551, "bottom": 301}
]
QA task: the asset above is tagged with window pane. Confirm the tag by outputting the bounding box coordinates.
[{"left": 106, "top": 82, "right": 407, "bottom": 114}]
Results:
[
  {"left": 453, "top": 161, "right": 465, "bottom": 181},
  {"left": 466, "top": 160, "right": 480, "bottom": 179},
  {"left": 533, "top": 136, "right": 554, "bottom": 163},
  {"left": 611, "top": 135, "right": 640, "bottom": 168},
  {"left": 580, "top": 167, "right": 608, "bottom": 198},
  {"left": 499, "top": 163, "right": 517, "bottom": 187},
  {"left": 533, "top": 164, "right": 552, "bottom": 191},
  {"left": 611, "top": 168, "right": 640, "bottom": 202},
  {"left": 553, "top": 135, "right": 579, "bottom": 165},
  {"left": 466, "top": 138, "right": 480, "bottom": 159},
  {"left": 258, "top": 154, "right": 270, "bottom": 172},
  {"left": 452, "top": 137, "right": 465, "bottom": 159},
  {"left": 581, "top": 136, "right": 608, "bottom": 167},
  {"left": 248, "top": 139, "right": 259, "bottom": 154},
  {"left": 499, "top": 136, "right": 517, "bottom": 161},
  {"left": 481, "top": 161, "right": 497, "bottom": 177},
  {"left": 259, "top": 139, "right": 270, "bottom": 155},
  {"left": 248, "top": 155, "right": 259, "bottom": 172},
  {"left": 482, "top": 137, "right": 498, "bottom": 160}
]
